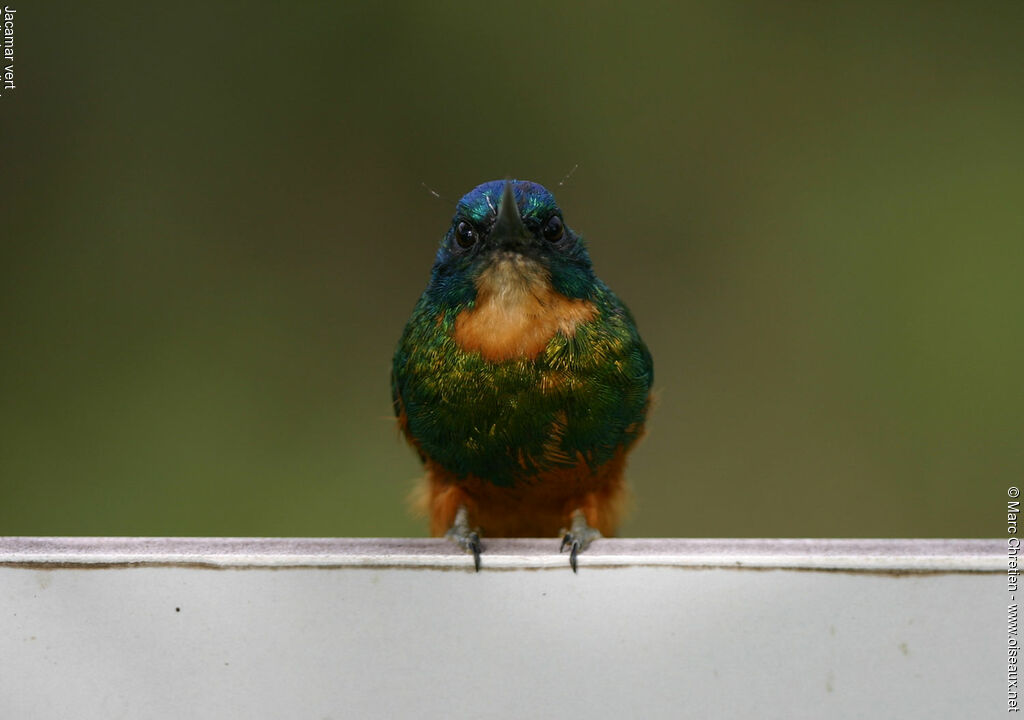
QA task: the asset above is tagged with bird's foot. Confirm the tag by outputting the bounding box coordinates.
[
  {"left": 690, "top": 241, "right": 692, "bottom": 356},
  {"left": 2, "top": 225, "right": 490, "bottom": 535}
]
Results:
[
  {"left": 445, "top": 504, "right": 482, "bottom": 572},
  {"left": 559, "top": 509, "right": 602, "bottom": 573}
]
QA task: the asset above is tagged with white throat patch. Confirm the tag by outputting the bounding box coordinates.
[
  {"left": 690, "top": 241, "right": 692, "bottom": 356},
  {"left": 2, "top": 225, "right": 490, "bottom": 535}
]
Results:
[{"left": 476, "top": 253, "right": 550, "bottom": 308}]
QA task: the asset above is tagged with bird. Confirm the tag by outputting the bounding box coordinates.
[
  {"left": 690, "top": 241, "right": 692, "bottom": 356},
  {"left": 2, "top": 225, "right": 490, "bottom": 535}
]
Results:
[{"left": 392, "top": 179, "right": 653, "bottom": 571}]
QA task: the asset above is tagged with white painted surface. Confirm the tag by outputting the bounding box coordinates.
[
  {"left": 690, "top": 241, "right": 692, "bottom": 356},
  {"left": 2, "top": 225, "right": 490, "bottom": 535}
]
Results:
[{"left": 0, "top": 538, "right": 1003, "bottom": 719}]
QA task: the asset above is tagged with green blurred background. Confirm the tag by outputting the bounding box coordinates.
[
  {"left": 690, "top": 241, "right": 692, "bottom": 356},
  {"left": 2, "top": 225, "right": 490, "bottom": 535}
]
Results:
[{"left": 1, "top": 2, "right": 1020, "bottom": 538}]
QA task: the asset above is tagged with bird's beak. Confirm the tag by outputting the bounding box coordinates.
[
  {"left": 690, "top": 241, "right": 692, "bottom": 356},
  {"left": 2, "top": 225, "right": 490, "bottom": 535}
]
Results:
[{"left": 489, "top": 181, "right": 531, "bottom": 251}]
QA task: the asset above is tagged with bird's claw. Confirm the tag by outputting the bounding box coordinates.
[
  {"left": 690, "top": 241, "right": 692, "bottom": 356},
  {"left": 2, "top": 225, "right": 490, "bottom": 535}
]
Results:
[
  {"left": 445, "top": 505, "right": 483, "bottom": 572},
  {"left": 447, "top": 528, "right": 482, "bottom": 571},
  {"left": 560, "top": 534, "right": 583, "bottom": 573},
  {"left": 559, "top": 510, "right": 602, "bottom": 573}
]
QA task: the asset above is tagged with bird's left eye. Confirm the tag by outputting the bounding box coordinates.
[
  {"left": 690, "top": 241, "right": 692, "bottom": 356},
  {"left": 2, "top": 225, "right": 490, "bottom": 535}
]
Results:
[
  {"left": 543, "top": 215, "right": 564, "bottom": 242},
  {"left": 455, "top": 221, "right": 477, "bottom": 248}
]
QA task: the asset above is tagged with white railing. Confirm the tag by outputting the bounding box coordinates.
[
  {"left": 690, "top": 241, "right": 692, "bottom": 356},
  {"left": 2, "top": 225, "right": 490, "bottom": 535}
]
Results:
[{"left": 0, "top": 538, "right": 1003, "bottom": 719}]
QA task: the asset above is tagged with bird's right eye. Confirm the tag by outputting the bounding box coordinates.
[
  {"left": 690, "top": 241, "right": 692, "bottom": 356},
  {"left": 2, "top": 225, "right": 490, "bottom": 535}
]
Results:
[{"left": 455, "top": 221, "right": 477, "bottom": 248}]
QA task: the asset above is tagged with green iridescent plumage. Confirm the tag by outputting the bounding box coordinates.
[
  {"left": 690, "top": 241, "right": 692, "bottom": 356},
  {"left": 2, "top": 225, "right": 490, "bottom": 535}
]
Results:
[{"left": 392, "top": 180, "right": 653, "bottom": 487}]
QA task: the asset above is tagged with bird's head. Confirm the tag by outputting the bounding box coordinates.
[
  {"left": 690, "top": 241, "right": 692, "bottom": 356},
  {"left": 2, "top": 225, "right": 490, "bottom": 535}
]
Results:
[{"left": 425, "top": 180, "right": 596, "bottom": 306}]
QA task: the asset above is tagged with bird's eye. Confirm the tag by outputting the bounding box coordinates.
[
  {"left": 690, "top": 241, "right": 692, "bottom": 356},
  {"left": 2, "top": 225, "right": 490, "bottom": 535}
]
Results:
[
  {"left": 543, "top": 215, "right": 564, "bottom": 242},
  {"left": 455, "top": 220, "right": 477, "bottom": 248}
]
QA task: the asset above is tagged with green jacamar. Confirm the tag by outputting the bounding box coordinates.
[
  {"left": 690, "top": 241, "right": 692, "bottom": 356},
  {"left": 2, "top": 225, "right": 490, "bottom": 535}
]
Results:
[{"left": 392, "top": 180, "right": 653, "bottom": 570}]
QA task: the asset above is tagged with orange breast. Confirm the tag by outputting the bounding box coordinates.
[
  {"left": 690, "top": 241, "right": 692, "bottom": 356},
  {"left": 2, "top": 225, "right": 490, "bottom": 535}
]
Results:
[{"left": 452, "top": 255, "right": 597, "bottom": 362}]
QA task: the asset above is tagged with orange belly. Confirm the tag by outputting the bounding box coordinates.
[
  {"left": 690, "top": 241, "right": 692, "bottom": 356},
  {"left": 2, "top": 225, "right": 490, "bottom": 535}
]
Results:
[{"left": 416, "top": 447, "right": 630, "bottom": 538}]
